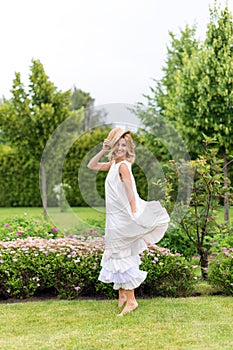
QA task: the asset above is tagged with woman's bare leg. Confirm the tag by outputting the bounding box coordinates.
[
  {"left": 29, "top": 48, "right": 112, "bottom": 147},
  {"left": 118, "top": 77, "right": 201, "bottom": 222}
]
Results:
[
  {"left": 118, "top": 288, "right": 127, "bottom": 308},
  {"left": 118, "top": 289, "right": 138, "bottom": 316}
]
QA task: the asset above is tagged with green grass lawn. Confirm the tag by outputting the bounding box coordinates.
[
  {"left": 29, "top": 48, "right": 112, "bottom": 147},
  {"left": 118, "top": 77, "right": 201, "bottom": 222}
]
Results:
[
  {"left": 215, "top": 206, "right": 233, "bottom": 223},
  {"left": 0, "top": 206, "right": 231, "bottom": 233},
  {"left": 0, "top": 207, "right": 105, "bottom": 221},
  {"left": 0, "top": 208, "right": 232, "bottom": 349},
  {"left": 0, "top": 297, "right": 232, "bottom": 350}
]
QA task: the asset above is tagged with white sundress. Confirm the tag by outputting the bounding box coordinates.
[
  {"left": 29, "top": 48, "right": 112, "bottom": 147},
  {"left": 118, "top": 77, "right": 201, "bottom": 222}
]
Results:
[{"left": 98, "top": 160, "right": 170, "bottom": 290}]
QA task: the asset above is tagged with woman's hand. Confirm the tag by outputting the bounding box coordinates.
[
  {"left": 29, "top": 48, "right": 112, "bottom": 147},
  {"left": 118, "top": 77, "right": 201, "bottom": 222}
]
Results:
[
  {"left": 103, "top": 139, "right": 110, "bottom": 151},
  {"left": 87, "top": 139, "right": 111, "bottom": 171}
]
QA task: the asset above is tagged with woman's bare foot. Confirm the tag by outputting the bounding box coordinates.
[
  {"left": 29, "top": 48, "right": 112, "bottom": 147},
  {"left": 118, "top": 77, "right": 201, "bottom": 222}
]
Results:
[
  {"left": 117, "top": 301, "right": 138, "bottom": 316},
  {"left": 118, "top": 289, "right": 127, "bottom": 308}
]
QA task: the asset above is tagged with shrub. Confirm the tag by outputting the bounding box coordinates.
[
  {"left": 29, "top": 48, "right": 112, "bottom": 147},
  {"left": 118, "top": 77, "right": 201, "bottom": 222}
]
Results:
[
  {"left": 155, "top": 145, "right": 231, "bottom": 279},
  {"left": 0, "top": 237, "right": 196, "bottom": 300},
  {"left": 139, "top": 245, "right": 196, "bottom": 297},
  {"left": 159, "top": 225, "right": 198, "bottom": 258},
  {"left": 0, "top": 215, "right": 62, "bottom": 241},
  {"left": 208, "top": 247, "right": 233, "bottom": 295},
  {"left": 212, "top": 223, "right": 233, "bottom": 251}
]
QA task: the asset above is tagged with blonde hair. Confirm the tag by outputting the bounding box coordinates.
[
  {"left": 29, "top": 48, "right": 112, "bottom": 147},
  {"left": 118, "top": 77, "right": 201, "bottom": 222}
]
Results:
[{"left": 108, "top": 133, "right": 135, "bottom": 163}]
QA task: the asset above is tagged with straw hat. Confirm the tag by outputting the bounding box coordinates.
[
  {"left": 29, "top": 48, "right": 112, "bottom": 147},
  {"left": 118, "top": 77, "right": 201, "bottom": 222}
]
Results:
[{"left": 107, "top": 128, "right": 131, "bottom": 148}]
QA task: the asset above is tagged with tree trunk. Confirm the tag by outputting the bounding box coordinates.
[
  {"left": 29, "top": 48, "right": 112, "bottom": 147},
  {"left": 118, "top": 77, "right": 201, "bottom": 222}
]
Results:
[
  {"left": 199, "top": 250, "right": 208, "bottom": 280},
  {"left": 41, "top": 158, "right": 48, "bottom": 219},
  {"left": 223, "top": 147, "right": 229, "bottom": 222}
]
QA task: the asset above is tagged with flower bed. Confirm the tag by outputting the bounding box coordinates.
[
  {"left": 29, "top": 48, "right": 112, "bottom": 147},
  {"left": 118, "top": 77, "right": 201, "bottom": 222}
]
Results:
[{"left": 0, "top": 237, "right": 196, "bottom": 300}]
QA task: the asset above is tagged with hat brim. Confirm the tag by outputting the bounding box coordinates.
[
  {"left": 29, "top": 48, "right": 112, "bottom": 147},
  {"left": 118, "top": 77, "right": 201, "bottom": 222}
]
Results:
[
  {"left": 107, "top": 128, "right": 130, "bottom": 148},
  {"left": 108, "top": 129, "right": 131, "bottom": 147}
]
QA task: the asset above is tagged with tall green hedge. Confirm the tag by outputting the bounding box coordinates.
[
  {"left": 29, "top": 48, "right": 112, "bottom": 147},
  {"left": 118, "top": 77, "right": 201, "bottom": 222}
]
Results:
[
  {"left": 0, "top": 129, "right": 153, "bottom": 207},
  {"left": 0, "top": 150, "right": 41, "bottom": 207}
]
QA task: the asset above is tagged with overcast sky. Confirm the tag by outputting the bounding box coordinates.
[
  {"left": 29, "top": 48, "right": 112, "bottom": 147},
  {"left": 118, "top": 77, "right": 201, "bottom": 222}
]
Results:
[{"left": 1, "top": 0, "right": 232, "bottom": 106}]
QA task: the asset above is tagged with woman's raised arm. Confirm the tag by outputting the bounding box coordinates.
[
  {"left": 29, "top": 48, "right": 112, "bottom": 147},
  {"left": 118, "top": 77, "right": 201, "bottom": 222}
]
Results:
[{"left": 87, "top": 139, "right": 111, "bottom": 171}]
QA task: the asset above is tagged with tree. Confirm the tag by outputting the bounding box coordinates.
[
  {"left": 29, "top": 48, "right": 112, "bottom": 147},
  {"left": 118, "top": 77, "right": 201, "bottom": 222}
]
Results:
[
  {"left": 134, "top": 25, "right": 200, "bottom": 162},
  {"left": 169, "top": 5, "right": 233, "bottom": 221},
  {"left": 70, "top": 86, "right": 106, "bottom": 131},
  {"left": 0, "top": 59, "right": 72, "bottom": 216},
  {"left": 157, "top": 140, "right": 228, "bottom": 279},
  {"left": 136, "top": 25, "right": 199, "bottom": 123},
  {"left": 136, "top": 4, "right": 233, "bottom": 221}
]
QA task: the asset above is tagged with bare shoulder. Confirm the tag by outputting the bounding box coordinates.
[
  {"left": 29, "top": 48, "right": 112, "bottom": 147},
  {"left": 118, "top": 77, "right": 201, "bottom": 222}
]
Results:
[
  {"left": 119, "top": 162, "right": 129, "bottom": 171},
  {"left": 119, "top": 162, "right": 131, "bottom": 179}
]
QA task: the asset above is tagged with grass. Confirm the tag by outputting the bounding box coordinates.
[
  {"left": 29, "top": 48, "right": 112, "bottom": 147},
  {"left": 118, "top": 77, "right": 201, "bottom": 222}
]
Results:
[
  {"left": 0, "top": 208, "right": 232, "bottom": 349},
  {"left": 0, "top": 297, "right": 232, "bottom": 350},
  {"left": 215, "top": 206, "right": 232, "bottom": 223},
  {"left": 0, "top": 207, "right": 105, "bottom": 221},
  {"left": 0, "top": 206, "right": 231, "bottom": 221}
]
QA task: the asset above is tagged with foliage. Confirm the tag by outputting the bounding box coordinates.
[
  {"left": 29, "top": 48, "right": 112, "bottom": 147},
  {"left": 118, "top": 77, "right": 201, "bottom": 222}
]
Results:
[
  {"left": 133, "top": 25, "right": 199, "bottom": 162},
  {"left": 0, "top": 215, "right": 61, "bottom": 241},
  {"left": 139, "top": 245, "right": 196, "bottom": 297},
  {"left": 0, "top": 150, "right": 41, "bottom": 206},
  {"left": 0, "top": 60, "right": 104, "bottom": 208},
  {"left": 0, "top": 126, "right": 152, "bottom": 207},
  {"left": 159, "top": 225, "right": 197, "bottom": 258},
  {"left": 136, "top": 5, "right": 233, "bottom": 158},
  {"left": 0, "top": 237, "right": 196, "bottom": 300},
  {"left": 70, "top": 85, "right": 94, "bottom": 111},
  {"left": 135, "top": 4, "right": 233, "bottom": 220},
  {"left": 84, "top": 217, "right": 105, "bottom": 235},
  {"left": 0, "top": 59, "right": 72, "bottom": 211},
  {"left": 155, "top": 143, "right": 230, "bottom": 279},
  {"left": 0, "top": 59, "right": 72, "bottom": 157},
  {"left": 212, "top": 222, "right": 233, "bottom": 250},
  {"left": 62, "top": 127, "right": 109, "bottom": 206},
  {"left": 208, "top": 247, "right": 233, "bottom": 295},
  {"left": 70, "top": 85, "right": 105, "bottom": 131}
]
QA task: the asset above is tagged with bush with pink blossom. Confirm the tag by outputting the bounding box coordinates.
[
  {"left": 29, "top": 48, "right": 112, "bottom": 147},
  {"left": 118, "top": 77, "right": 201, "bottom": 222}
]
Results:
[
  {"left": 208, "top": 247, "right": 233, "bottom": 295},
  {"left": 140, "top": 245, "right": 196, "bottom": 297},
  {"left": 0, "top": 236, "right": 196, "bottom": 300}
]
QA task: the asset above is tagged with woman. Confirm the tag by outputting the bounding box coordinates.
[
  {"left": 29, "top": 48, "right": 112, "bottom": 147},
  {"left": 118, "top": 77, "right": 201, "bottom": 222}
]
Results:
[{"left": 87, "top": 128, "right": 170, "bottom": 316}]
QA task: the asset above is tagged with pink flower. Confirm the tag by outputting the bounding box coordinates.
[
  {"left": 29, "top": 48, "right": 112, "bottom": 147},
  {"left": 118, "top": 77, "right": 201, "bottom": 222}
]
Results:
[
  {"left": 17, "top": 231, "right": 23, "bottom": 236},
  {"left": 4, "top": 223, "right": 9, "bottom": 227},
  {"left": 51, "top": 227, "right": 58, "bottom": 232},
  {"left": 74, "top": 286, "right": 81, "bottom": 291}
]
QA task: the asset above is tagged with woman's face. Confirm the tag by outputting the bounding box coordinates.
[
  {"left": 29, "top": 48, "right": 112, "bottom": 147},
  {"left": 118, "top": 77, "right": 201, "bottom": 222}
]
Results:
[{"left": 114, "top": 137, "right": 127, "bottom": 159}]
